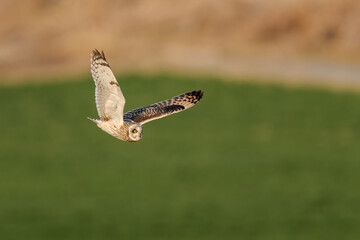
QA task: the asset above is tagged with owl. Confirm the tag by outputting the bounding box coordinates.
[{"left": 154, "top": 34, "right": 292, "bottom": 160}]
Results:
[{"left": 88, "top": 49, "right": 204, "bottom": 142}]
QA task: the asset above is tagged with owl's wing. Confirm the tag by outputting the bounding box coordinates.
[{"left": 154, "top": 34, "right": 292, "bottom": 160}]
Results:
[
  {"left": 90, "top": 49, "right": 125, "bottom": 124},
  {"left": 123, "top": 90, "right": 203, "bottom": 124}
]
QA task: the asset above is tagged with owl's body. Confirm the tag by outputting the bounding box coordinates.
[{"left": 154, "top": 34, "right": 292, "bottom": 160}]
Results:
[
  {"left": 89, "top": 49, "right": 203, "bottom": 142},
  {"left": 88, "top": 118, "right": 143, "bottom": 142}
]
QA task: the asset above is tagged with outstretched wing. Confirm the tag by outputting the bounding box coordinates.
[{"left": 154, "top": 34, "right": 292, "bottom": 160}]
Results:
[
  {"left": 123, "top": 90, "right": 204, "bottom": 124},
  {"left": 90, "top": 49, "right": 125, "bottom": 123}
]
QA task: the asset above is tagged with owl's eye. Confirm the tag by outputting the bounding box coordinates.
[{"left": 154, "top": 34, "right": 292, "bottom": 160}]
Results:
[{"left": 132, "top": 129, "right": 138, "bottom": 133}]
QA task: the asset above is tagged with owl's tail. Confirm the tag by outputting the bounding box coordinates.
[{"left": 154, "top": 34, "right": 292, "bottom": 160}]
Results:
[{"left": 87, "top": 117, "right": 101, "bottom": 128}]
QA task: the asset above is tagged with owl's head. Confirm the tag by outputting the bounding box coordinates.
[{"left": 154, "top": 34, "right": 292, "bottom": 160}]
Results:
[{"left": 126, "top": 121, "right": 143, "bottom": 142}]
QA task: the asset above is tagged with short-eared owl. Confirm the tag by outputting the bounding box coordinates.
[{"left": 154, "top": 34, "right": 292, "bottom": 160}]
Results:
[{"left": 88, "top": 49, "right": 204, "bottom": 142}]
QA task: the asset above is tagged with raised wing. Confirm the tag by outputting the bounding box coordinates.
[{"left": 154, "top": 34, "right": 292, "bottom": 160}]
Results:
[
  {"left": 123, "top": 90, "right": 204, "bottom": 124},
  {"left": 90, "top": 49, "right": 125, "bottom": 123}
]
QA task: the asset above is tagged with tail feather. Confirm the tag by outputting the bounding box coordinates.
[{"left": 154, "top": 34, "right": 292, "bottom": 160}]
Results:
[{"left": 87, "top": 117, "right": 101, "bottom": 128}]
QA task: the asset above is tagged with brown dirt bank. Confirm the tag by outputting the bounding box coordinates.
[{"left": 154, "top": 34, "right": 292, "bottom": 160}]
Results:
[{"left": 1, "top": 0, "right": 360, "bottom": 88}]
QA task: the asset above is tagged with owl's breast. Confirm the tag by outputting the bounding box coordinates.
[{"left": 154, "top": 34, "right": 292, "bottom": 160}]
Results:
[{"left": 99, "top": 121, "right": 128, "bottom": 141}]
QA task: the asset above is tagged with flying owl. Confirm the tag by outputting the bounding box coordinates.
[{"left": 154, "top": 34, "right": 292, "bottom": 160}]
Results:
[{"left": 88, "top": 49, "right": 204, "bottom": 142}]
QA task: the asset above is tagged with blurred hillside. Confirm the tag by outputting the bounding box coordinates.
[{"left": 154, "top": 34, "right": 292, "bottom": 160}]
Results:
[{"left": 1, "top": 0, "right": 360, "bottom": 87}]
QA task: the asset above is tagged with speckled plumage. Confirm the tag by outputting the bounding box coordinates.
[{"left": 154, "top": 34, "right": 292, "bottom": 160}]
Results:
[
  {"left": 88, "top": 49, "right": 204, "bottom": 142},
  {"left": 123, "top": 90, "right": 203, "bottom": 124}
]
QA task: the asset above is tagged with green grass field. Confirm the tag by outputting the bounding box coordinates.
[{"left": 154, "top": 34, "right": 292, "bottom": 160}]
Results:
[{"left": 1, "top": 74, "right": 360, "bottom": 240}]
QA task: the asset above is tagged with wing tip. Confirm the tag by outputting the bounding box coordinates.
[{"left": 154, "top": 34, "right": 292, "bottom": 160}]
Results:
[
  {"left": 189, "top": 90, "right": 204, "bottom": 103},
  {"left": 91, "top": 49, "right": 110, "bottom": 68},
  {"left": 196, "top": 90, "right": 204, "bottom": 100},
  {"left": 91, "top": 49, "right": 107, "bottom": 61}
]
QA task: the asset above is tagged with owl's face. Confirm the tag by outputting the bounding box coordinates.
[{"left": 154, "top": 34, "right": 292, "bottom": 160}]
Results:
[{"left": 128, "top": 123, "right": 143, "bottom": 142}]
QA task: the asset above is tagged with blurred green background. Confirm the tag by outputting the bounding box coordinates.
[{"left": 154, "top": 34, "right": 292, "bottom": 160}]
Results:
[
  {"left": 2, "top": 0, "right": 360, "bottom": 239},
  {"left": 1, "top": 74, "right": 360, "bottom": 239}
]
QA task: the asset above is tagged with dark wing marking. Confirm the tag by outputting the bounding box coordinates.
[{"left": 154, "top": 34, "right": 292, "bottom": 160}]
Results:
[{"left": 123, "top": 90, "right": 203, "bottom": 124}]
